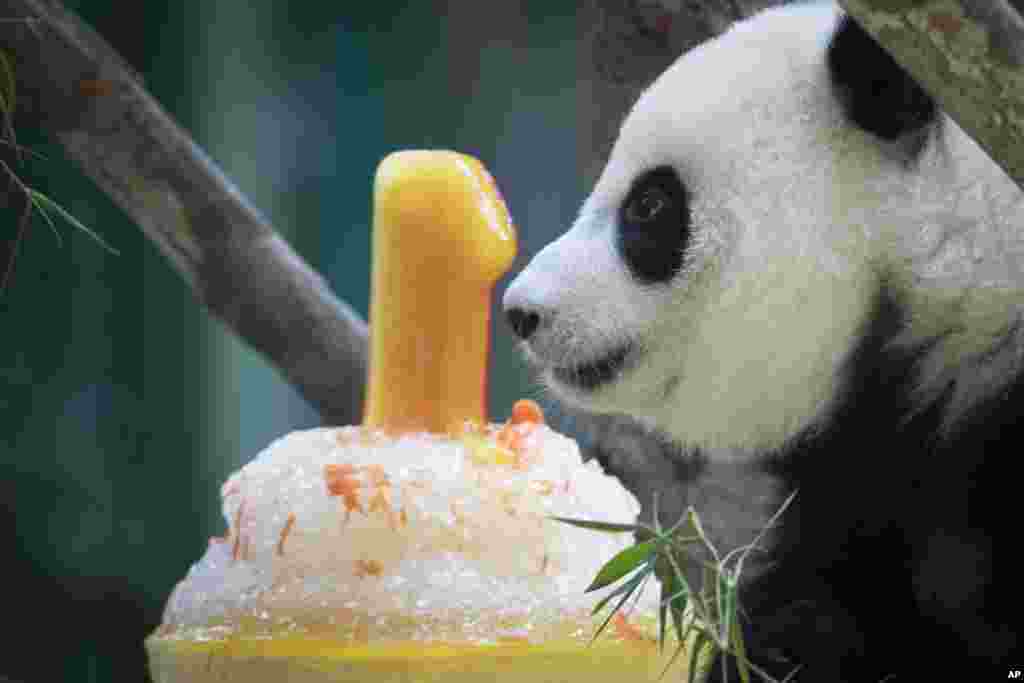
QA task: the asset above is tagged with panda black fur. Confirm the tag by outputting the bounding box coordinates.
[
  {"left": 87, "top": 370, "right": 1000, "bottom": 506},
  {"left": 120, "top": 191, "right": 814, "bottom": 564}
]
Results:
[{"left": 504, "top": 3, "right": 1022, "bottom": 680}]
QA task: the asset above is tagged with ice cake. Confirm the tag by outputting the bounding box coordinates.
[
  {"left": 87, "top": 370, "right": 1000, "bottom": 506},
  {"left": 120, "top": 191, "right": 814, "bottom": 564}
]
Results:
[{"left": 146, "top": 151, "right": 678, "bottom": 682}]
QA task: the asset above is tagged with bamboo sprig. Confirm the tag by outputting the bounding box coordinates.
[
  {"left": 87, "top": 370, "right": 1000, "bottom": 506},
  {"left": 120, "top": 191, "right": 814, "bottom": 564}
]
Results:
[
  {"left": 2, "top": 39, "right": 117, "bottom": 295},
  {"left": 552, "top": 490, "right": 797, "bottom": 683}
]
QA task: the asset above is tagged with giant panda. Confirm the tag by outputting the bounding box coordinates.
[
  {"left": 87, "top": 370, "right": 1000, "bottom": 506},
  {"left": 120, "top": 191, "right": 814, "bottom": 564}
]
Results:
[{"left": 503, "top": 3, "right": 1023, "bottom": 680}]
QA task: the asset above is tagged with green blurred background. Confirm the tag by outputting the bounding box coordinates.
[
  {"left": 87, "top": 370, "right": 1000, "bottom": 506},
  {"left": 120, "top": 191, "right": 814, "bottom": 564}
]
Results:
[{"left": 0, "top": 2, "right": 582, "bottom": 680}]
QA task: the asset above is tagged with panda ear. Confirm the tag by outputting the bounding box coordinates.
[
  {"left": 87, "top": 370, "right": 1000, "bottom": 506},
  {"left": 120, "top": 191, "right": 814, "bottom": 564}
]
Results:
[{"left": 827, "top": 14, "right": 937, "bottom": 140}]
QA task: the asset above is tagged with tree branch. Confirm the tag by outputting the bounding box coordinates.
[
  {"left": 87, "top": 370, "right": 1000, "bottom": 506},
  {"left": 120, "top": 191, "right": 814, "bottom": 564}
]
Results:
[
  {"left": 840, "top": 0, "right": 1024, "bottom": 189},
  {"left": 0, "top": 0, "right": 368, "bottom": 425}
]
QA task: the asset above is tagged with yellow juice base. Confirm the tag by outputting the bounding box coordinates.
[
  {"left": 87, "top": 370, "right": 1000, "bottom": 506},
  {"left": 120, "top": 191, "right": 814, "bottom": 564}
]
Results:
[{"left": 146, "top": 634, "right": 690, "bottom": 682}]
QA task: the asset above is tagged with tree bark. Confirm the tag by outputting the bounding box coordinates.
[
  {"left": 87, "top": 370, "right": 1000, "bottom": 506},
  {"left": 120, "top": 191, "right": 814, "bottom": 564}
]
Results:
[{"left": 840, "top": 0, "right": 1024, "bottom": 188}]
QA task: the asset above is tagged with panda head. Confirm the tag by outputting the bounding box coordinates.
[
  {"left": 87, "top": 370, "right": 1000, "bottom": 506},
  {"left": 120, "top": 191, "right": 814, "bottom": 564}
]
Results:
[{"left": 503, "top": 4, "right": 1020, "bottom": 454}]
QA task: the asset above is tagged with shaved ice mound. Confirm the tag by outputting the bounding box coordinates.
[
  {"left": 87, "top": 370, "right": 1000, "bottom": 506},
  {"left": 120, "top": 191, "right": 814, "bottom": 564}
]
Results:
[{"left": 150, "top": 421, "right": 658, "bottom": 650}]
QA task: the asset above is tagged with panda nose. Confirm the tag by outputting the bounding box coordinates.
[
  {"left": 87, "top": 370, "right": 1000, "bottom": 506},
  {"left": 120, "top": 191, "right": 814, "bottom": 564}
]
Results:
[{"left": 505, "top": 306, "right": 542, "bottom": 341}]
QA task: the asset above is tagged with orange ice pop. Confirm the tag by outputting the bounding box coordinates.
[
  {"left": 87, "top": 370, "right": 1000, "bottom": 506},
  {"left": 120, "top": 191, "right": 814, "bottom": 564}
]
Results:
[{"left": 364, "top": 150, "right": 517, "bottom": 434}]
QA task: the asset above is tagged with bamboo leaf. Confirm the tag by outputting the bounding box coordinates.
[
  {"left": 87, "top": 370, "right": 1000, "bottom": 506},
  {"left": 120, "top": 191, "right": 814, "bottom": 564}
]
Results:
[
  {"left": 731, "top": 614, "right": 750, "bottom": 683},
  {"left": 586, "top": 539, "right": 657, "bottom": 592},
  {"left": 0, "top": 160, "right": 62, "bottom": 247},
  {"left": 549, "top": 516, "right": 642, "bottom": 534},
  {"left": 665, "top": 507, "right": 696, "bottom": 538},
  {"left": 664, "top": 543, "right": 705, "bottom": 635},
  {"left": 733, "top": 489, "right": 797, "bottom": 580},
  {"left": 658, "top": 562, "right": 673, "bottom": 650},
  {"left": 687, "top": 633, "right": 709, "bottom": 683},
  {"left": 657, "top": 639, "right": 687, "bottom": 681},
  {"left": 719, "top": 573, "right": 734, "bottom": 646},
  {"left": 590, "top": 564, "right": 650, "bottom": 617},
  {"left": 670, "top": 534, "right": 703, "bottom": 546},
  {"left": 679, "top": 607, "right": 700, "bottom": 646},
  {"left": 590, "top": 568, "right": 651, "bottom": 645},
  {"left": 687, "top": 507, "right": 720, "bottom": 564},
  {"left": 702, "top": 563, "right": 716, "bottom": 620},
  {"left": 28, "top": 189, "right": 119, "bottom": 255},
  {"left": 668, "top": 585, "right": 689, "bottom": 645},
  {"left": 657, "top": 549, "right": 691, "bottom": 649}
]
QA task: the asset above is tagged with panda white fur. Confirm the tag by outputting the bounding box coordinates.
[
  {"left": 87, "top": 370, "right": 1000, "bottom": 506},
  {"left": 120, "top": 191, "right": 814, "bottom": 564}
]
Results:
[{"left": 504, "top": 3, "right": 1022, "bottom": 680}]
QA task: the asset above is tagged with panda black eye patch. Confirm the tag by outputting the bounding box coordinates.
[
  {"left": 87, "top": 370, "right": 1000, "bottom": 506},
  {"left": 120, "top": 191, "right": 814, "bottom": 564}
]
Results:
[{"left": 617, "top": 165, "right": 691, "bottom": 284}]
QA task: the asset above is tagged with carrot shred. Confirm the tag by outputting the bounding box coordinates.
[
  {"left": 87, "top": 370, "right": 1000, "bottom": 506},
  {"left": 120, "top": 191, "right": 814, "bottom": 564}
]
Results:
[
  {"left": 231, "top": 499, "right": 247, "bottom": 562},
  {"left": 324, "top": 464, "right": 364, "bottom": 520},
  {"left": 612, "top": 613, "right": 649, "bottom": 642},
  {"left": 510, "top": 399, "right": 544, "bottom": 425},
  {"left": 276, "top": 513, "right": 297, "bottom": 557}
]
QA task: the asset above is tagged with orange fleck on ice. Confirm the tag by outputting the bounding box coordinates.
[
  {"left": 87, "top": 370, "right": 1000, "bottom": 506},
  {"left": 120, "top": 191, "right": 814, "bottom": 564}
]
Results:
[
  {"left": 510, "top": 399, "right": 545, "bottom": 425},
  {"left": 367, "top": 486, "right": 391, "bottom": 512},
  {"left": 231, "top": 498, "right": 247, "bottom": 562},
  {"left": 353, "top": 558, "right": 384, "bottom": 578},
  {"left": 324, "top": 464, "right": 363, "bottom": 520},
  {"left": 276, "top": 512, "right": 297, "bottom": 557},
  {"left": 367, "top": 487, "right": 399, "bottom": 529},
  {"left": 324, "top": 463, "right": 358, "bottom": 493},
  {"left": 612, "top": 613, "right": 649, "bottom": 643},
  {"left": 495, "top": 418, "right": 543, "bottom": 468},
  {"left": 495, "top": 423, "right": 523, "bottom": 451}
]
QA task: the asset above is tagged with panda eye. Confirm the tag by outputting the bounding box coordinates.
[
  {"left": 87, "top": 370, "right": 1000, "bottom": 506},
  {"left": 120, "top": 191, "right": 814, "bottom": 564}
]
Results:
[
  {"left": 624, "top": 187, "right": 670, "bottom": 223},
  {"left": 616, "top": 165, "right": 691, "bottom": 284}
]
